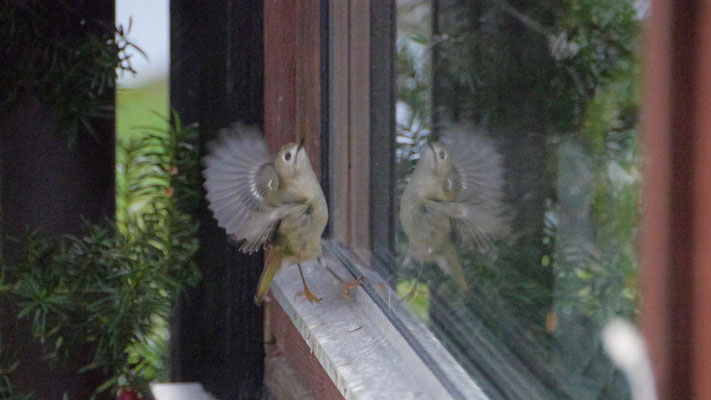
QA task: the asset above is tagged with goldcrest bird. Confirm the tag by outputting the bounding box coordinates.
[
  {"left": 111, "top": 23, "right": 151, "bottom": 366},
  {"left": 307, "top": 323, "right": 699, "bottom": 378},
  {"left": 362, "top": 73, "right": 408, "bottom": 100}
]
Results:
[
  {"left": 202, "top": 123, "right": 329, "bottom": 304},
  {"left": 399, "top": 125, "right": 510, "bottom": 291}
]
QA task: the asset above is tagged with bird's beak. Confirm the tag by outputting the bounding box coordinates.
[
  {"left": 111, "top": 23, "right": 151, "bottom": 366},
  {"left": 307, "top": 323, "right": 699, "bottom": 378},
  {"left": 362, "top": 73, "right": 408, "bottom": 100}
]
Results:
[
  {"left": 428, "top": 143, "right": 436, "bottom": 157},
  {"left": 295, "top": 138, "right": 305, "bottom": 162}
]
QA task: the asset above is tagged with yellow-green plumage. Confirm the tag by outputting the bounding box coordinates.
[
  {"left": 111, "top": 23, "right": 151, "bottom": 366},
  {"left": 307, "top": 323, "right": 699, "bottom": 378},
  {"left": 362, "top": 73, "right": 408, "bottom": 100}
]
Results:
[
  {"left": 399, "top": 126, "right": 510, "bottom": 291},
  {"left": 202, "top": 123, "right": 328, "bottom": 304}
]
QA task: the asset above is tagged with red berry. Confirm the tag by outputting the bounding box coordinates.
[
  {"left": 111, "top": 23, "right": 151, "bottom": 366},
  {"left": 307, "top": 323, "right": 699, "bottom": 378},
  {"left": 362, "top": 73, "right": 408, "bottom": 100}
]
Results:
[{"left": 118, "top": 389, "right": 140, "bottom": 400}]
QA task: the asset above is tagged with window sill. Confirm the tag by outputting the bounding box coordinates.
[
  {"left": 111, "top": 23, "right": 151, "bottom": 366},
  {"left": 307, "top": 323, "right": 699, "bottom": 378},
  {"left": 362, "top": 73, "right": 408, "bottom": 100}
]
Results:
[{"left": 265, "top": 240, "right": 486, "bottom": 400}]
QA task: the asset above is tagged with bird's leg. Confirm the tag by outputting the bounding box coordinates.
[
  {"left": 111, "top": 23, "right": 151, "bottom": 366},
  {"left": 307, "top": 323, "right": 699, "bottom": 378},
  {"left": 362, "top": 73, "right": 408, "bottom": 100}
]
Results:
[
  {"left": 298, "top": 263, "right": 321, "bottom": 303},
  {"left": 325, "top": 265, "right": 362, "bottom": 299},
  {"left": 342, "top": 276, "right": 363, "bottom": 299},
  {"left": 402, "top": 259, "right": 425, "bottom": 302},
  {"left": 402, "top": 281, "right": 419, "bottom": 302}
]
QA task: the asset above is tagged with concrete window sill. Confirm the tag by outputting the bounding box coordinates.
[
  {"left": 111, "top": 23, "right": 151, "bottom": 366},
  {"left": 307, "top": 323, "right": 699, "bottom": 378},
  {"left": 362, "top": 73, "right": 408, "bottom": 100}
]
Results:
[{"left": 265, "top": 240, "right": 486, "bottom": 400}]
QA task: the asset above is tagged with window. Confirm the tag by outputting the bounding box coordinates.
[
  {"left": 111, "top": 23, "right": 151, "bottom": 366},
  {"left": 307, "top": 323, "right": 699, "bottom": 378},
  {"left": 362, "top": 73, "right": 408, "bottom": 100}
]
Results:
[
  {"left": 258, "top": 0, "right": 649, "bottom": 399},
  {"left": 387, "top": 1, "right": 643, "bottom": 398}
]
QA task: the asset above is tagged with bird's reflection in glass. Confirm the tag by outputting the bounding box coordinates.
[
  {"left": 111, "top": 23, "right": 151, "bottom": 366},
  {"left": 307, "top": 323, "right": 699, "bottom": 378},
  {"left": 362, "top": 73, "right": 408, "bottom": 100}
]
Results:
[{"left": 398, "top": 126, "right": 510, "bottom": 300}]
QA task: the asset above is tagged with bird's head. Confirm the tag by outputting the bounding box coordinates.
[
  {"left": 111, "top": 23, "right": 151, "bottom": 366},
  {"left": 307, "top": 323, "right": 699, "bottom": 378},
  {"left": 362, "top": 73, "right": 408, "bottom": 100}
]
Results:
[
  {"left": 417, "top": 141, "right": 452, "bottom": 179},
  {"left": 274, "top": 138, "right": 311, "bottom": 181}
]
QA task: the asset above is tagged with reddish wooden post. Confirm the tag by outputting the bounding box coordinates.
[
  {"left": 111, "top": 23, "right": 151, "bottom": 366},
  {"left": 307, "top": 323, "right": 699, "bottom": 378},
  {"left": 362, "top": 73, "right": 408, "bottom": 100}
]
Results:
[
  {"left": 641, "top": 0, "right": 711, "bottom": 398},
  {"left": 263, "top": 1, "right": 342, "bottom": 398},
  {"left": 264, "top": 0, "right": 322, "bottom": 165},
  {"left": 690, "top": 3, "right": 711, "bottom": 397}
]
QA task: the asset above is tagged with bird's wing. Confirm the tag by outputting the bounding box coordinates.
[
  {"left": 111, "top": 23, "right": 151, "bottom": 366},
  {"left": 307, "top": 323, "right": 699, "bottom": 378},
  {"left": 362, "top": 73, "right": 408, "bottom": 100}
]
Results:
[
  {"left": 202, "top": 123, "right": 303, "bottom": 254},
  {"left": 439, "top": 125, "right": 511, "bottom": 250},
  {"left": 441, "top": 126, "right": 506, "bottom": 205},
  {"left": 422, "top": 199, "right": 496, "bottom": 252}
]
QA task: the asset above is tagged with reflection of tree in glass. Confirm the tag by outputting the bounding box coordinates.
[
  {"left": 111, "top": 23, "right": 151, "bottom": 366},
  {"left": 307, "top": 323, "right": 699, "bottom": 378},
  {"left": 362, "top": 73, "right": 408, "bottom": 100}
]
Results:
[{"left": 396, "top": 0, "right": 642, "bottom": 398}]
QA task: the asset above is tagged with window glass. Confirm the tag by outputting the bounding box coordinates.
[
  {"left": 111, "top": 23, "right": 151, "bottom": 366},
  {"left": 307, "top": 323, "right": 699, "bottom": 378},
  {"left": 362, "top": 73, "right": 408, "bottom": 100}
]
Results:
[{"left": 389, "top": 0, "right": 644, "bottom": 398}]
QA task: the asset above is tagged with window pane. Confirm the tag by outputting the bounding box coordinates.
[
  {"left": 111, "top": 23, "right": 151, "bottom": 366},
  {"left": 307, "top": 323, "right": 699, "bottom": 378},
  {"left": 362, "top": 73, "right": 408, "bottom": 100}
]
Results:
[{"left": 390, "top": 0, "right": 644, "bottom": 398}]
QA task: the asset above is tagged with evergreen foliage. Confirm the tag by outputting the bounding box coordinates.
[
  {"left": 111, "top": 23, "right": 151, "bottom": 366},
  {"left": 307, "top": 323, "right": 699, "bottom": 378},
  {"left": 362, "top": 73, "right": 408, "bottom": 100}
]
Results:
[
  {"left": 0, "top": 114, "right": 201, "bottom": 398},
  {"left": 0, "top": 0, "right": 143, "bottom": 146}
]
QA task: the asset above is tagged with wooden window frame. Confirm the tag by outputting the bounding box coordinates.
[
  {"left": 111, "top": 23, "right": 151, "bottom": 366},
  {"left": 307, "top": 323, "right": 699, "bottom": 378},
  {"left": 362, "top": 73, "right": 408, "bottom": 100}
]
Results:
[
  {"left": 328, "top": 1, "right": 395, "bottom": 254},
  {"left": 168, "top": 0, "right": 711, "bottom": 398},
  {"left": 265, "top": 0, "right": 711, "bottom": 398},
  {"left": 261, "top": 1, "right": 341, "bottom": 398},
  {"left": 261, "top": 1, "right": 479, "bottom": 399}
]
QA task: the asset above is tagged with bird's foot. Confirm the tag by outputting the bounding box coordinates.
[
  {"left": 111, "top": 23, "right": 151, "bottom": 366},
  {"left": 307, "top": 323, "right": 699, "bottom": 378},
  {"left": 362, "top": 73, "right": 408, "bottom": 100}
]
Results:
[
  {"left": 301, "top": 287, "right": 322, "bottom": 303},
  {"left": 342, "top": 276, "right": 362, "bottom": 299},
  {"left": 298, "top": 263, "right": 322, "bottom": 303}
]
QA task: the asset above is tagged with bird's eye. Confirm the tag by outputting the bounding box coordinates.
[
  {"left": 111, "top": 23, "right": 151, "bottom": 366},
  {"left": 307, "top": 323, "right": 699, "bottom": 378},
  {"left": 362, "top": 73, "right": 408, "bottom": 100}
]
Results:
[
  {"left": 284, "top": 152, "right": 291, "bottom": 161},
  {"left": 439, "top": 150, "right": 446, "bottom": 160}
]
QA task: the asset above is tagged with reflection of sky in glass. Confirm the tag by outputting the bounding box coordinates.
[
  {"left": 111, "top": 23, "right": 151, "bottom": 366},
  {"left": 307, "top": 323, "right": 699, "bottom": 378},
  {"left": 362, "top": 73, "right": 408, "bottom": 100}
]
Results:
[
  {"left": 395, "top": 3, "right": 432, "bottom": 165},
  {"left": 116, "top": 0, "right": 169, "bottom": 87}
]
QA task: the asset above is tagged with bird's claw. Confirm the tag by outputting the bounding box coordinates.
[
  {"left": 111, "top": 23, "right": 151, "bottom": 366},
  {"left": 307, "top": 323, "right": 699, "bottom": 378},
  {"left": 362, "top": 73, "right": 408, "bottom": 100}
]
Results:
[
  {"left": 342, "top": 276, "right": 362, "bottom": 299},
  {"left": 302, "top": 288, "right": 322, "bottom": 303}
]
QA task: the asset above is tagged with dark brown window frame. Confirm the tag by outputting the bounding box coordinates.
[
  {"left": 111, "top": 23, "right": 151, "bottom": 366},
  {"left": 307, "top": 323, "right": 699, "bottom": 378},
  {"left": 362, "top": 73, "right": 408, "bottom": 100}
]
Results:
[{"left": 169, "top": 1, "right": 266, "bottom": 398}]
